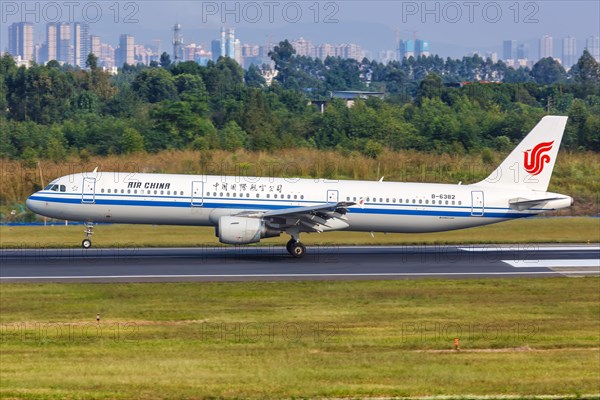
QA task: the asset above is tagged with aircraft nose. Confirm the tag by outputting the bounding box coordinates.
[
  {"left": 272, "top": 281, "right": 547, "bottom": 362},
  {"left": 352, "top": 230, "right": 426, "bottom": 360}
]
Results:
[{"left": 26, "top": 194, "right": 41, "bottom": 214}]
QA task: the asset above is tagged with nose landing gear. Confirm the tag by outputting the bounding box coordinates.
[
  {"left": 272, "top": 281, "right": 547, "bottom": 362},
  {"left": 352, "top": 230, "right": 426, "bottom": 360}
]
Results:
[{"left": 82, "top": 223, "right": 93, "bottom": 249}]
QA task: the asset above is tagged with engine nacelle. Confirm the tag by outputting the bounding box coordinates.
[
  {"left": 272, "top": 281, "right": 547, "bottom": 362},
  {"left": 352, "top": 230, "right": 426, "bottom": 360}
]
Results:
[{"left": 217, "top": 216, "right": 280, "bottom": 245}]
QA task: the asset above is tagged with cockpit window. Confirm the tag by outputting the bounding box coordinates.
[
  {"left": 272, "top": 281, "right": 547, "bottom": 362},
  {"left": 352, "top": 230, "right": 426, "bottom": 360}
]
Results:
[
  {"left": 60, "top": 185, "right": 66, "bottom": 192},
  {"left": 44, "top": 184, "right": 54, "bottom": 190},
  {"left": 51, "top": 185, "right": 59, "bottom": 191}
]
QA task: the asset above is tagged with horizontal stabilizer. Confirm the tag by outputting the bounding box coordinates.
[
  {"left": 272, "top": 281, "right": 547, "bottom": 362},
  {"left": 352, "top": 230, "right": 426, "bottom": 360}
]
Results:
[{"left": 509, "top": 197, "right": 564, "bottom": 211}]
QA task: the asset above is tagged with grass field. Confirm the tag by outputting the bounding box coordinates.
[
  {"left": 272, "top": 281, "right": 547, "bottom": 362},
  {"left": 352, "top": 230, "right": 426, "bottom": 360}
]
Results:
[
  {"left": 1, "top": 217, "right": 598, "bottom": 248},
  {"left": 1, "top": 278, "right": 599, "bottom": 399}
]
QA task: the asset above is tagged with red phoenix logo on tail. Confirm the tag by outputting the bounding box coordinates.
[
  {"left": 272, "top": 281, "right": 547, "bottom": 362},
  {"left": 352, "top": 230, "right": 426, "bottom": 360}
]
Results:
[{"left": 524, "top": 141, "right": 554, "bottom": 175}]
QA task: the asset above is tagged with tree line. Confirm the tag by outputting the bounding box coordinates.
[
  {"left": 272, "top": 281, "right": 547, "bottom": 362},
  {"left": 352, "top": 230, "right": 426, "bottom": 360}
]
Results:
[{"left": 1, "top": 41, "right": 599, "bottom": 162}]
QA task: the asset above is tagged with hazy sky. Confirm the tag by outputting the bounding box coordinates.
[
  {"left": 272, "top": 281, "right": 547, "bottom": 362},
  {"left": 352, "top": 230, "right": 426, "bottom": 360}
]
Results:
[{"left": 2, "top": 0, "right": 599, "bottom": 58}]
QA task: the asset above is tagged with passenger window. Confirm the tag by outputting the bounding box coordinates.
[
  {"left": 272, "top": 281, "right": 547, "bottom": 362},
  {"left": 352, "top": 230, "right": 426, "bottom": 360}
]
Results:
[
  {"left": 134, "top": 190, "right": 137, "bottom": 194},
  {"left": 101, "top": 189, "right": 105, "bottom": 193},
  {"left": 452, "top": 201, "right": 455, "bottom": 205},
  {"left": 425, "top": 200, "right": 429, "bottom": 204},
  {"left": 273, "top": 194, "right": 277, "bottom": 199},
  {"left": 458, "top": 201, "right": 462, "bottom": 205},
  {"left": 300, "top": 195, "right": 304, "bottom": 200},
  {"left": 246, "top": 193, "right": 250, "bottom": 198},
  {"left": 419, "top": 199, "right": 422, "bottom": 204},
  {"left": 233, "top": 193, "right": 237, "bottom": 197},
  {"left": 267, "top": 194, "right": 270, "bottom": 198},
  {"left": 108, "top": 189, "right": 111, "bottom": 193},
  {"left": 294, "top": 195, "right": 297, "bottom": 199},
  {"left": 128, "top": 189, "right": 131, "bottom": 194},
  {"left": 154, "top": 190, "right": 157, "bottom": 195},
  {"left": 160, "top": 191, "right": 164, "bottom": 195},
  {"left": 220, "top": 193, "right": 223, "bottom": 197}
]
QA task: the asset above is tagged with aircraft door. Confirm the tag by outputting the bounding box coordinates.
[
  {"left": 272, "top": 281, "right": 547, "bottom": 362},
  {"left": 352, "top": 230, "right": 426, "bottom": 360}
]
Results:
[
  {"left": 81, "top": 177, "right": 96, "bottom": 204},
  {"left": 327, "top": 189, "right": 339, "bottom": 203},
  {"left": 471, "top": 190, "right": 484, "bottom": 216},
  {"left": 191, "top": 181, "right": 204, "bottom": 207}
]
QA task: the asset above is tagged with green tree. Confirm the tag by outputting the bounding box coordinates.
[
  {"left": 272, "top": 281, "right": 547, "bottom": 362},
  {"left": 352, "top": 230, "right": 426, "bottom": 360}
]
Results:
[
  {"left": 245, "top": 65, "right": 266, "bottom": 88},
  {"left": 160, "top": 52, "right": 172, "bottom": 68},
  {"left": 531, "top": 58, "right": 566, "bottom": 85},
  {"left": 86, "top": 53, "right": 98, "bottom": 70},
  {"left": 120, "top": 127, "right": 145, "bottom": 153},
  {"left": 131, "top": 68, "right": 177, "bottom": 103},
  {"left": 219, "top": 120, "right": 247, "bottom": 150}
]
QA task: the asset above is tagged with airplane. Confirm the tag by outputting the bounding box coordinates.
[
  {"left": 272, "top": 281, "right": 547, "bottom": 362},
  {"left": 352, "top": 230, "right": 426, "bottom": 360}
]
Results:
[{"left": 26, "top": 116, "right": 572, "bottom": 258}]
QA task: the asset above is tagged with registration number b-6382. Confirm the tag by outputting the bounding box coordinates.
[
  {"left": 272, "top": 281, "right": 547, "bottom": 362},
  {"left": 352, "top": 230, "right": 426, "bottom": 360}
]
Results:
[{"left": 431, "top": 194, "right": 455, "bottom": 199}]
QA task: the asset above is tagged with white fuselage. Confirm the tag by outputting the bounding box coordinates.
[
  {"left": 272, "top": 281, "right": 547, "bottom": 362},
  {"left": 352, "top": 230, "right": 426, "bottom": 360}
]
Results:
[{"left": 26, "top": 172, "right": 572, "bottom": 234}]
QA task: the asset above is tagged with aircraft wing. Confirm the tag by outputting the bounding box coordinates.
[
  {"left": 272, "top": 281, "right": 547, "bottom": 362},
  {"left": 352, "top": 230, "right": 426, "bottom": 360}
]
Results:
[{"left": 239, "top": 202, "right": 356, "bottom": 233}]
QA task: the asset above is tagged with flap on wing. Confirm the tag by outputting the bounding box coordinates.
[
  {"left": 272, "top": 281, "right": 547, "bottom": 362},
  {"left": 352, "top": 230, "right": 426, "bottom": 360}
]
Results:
[
  {"left": 262, "top": 201, "right": 355, "bottom": 218},
  {"left": 509, "top": 197, "right": 563, "bottom": 211}
]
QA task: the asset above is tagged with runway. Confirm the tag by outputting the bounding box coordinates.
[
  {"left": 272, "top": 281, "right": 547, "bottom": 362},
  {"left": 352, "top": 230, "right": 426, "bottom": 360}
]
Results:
[{"left": 1, "top": 244, "right": 598, "bottom": 282}]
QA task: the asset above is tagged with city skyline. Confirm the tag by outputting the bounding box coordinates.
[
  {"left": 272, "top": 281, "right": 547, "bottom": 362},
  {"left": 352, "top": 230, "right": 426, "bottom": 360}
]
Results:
[
  {"left": 6, "top": 17, "right": 599, "bottom": 72},
  {"left": 2, "top": 1, "right": 598, "bottom": 59}
]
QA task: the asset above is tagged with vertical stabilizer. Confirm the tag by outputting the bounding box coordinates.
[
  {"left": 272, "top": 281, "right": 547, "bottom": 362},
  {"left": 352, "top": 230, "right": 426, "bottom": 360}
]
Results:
[{"left": 477, "top": 116, "right": 568, "bottom": 191}]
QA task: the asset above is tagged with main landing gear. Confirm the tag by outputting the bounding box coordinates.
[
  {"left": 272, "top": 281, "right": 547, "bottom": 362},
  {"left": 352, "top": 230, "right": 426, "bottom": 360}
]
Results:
[
  {"left": 82, "top": 223, "right": 93, "bottom": 249},
  {"left": 286, "top": 239, "right": 306, "bottom": 258}
]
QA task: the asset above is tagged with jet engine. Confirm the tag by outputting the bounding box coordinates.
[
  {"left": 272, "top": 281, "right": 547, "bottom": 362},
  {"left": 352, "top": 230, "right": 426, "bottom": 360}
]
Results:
[{"left": 217, "top": 216, "right": 280, "bottom": 245}]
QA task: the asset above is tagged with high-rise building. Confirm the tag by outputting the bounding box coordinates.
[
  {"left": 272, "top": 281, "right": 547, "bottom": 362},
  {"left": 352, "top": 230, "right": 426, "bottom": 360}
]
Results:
[
  {"left": 8, "top": 22, "right": 34, "bottom": 62},
  {"left": 115, "top": 34, "right": 135, "bottom": 67},
  {"left": 44, "top": 23, "right": 58, "bottom": 63},
  {"left": 220, "top": 27, "right": 226, "bottom": 59},
  {"left": 503, "top": 40, "right": 516, "bottom": 60},
  {"left": 292, "top": 37, "right": 314, "bottom": 57},
  {"left": 562, "top": 36, "right": 577, "bottom": 69},
  {"left": 398, "top": 40, "right": 415, "bottom": 59},
  {"left": 485, "top": 51, "right": 498, "bottom": 63},
  {"left": 211, "top": 40, "right": 222, "bottom": 61},
  {"left": 172, "top": 23, "right": 183, "bottom": 63},
  {"left": 316, "top": 44, "right": 335, "bottom": 59},
  {"left": 73, "top": 22, "right": 90, "bottom": 67},
  {"left": 225, "top": 28, "right": 235, "bottom": 58},
  {"left": 337, "top": 43, "right": 364, "bottom": 60},
  {"left": 415, "top": 40, "right": 430, "bottom": 57},
  {"left": 517, "top": 43, "right": 529, "bottom": 60},
  {"left": 99, "top": 43, "right": 115, "bottom": 67},
  {"left": 57, "top": 22, "right": 72, "bottom": 64},
  {"left": 90, "top": 35, "right": 101, "bottom": 57},
  {"left": 539, "top": 35, "right": 553, "bottom": 59},
  {"left": 585, "top": 36, "right": 600, "bottom": 61}
]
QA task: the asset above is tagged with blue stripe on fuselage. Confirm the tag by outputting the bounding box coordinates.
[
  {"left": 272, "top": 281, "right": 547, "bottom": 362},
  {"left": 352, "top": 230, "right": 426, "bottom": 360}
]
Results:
[{"left": 27, "top": 194, "right": 533, "bottom": 219}]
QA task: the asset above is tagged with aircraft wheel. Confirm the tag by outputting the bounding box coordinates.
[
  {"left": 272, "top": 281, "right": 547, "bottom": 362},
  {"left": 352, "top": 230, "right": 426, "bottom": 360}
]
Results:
[
  {"left": 82, "top": 239, "right": 92, "bottom": 249},
  {"left": 289, "top": 242, "right": 306, "bottom": 258},
  {"left": 286, "top": 239, "right": 295, "bottom": 254}
]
